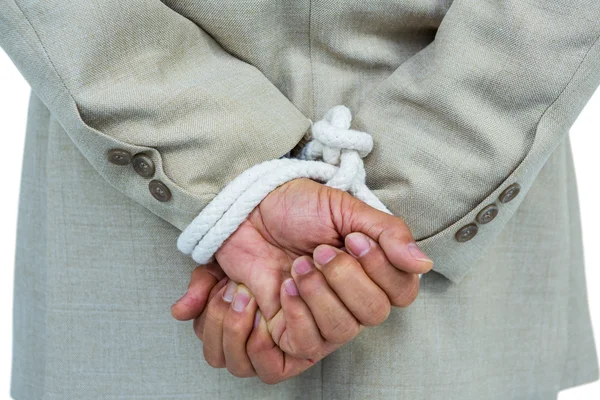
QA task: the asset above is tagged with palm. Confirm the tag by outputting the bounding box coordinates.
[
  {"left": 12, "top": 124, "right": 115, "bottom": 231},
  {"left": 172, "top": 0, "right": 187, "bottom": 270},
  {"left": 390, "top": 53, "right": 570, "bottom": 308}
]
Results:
[{"left": 214, "top": 178, "right": 345, "bottom": 321}]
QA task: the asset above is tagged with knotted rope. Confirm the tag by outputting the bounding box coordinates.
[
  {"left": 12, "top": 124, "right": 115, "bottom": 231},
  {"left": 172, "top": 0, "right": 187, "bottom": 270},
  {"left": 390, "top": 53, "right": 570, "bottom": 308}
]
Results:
[{"left": 177, "top": 105, "right": 391, "bottom": 264}]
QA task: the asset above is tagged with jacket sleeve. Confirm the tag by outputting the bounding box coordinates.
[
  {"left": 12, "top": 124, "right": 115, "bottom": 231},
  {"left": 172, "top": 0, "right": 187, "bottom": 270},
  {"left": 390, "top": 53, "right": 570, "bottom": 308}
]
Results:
[
  {"left": 351, "top": 0, "right": 600, "bottom": 282},
  {"left": 0, "top": 0, "right": 310, "bottom": 231}
]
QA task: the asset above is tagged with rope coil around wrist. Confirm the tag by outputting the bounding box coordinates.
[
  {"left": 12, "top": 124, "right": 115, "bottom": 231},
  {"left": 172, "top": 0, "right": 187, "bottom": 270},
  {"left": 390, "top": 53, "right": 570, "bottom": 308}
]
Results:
[{"left": 177, "top": 105, "right": 391, "bottom": 264}]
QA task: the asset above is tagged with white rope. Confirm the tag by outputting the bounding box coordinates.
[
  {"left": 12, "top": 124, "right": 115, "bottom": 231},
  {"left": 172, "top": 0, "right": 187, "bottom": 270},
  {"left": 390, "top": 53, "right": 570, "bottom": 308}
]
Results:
[{"left": 177, "top": 105, "right": 392, "bottom": 264}]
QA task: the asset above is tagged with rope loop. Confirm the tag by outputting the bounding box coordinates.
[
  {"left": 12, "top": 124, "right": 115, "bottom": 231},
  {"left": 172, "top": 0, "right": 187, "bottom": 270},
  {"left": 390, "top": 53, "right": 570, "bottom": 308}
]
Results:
[{"left": 177, "top": 105, "right": 390, "bottom": 264}]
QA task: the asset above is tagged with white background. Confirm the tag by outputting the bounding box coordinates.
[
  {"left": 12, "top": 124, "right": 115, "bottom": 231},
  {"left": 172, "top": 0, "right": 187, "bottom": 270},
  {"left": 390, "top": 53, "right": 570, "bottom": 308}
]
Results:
[{"left": 1, "top": 49, "right": 599, "bottom": 399}]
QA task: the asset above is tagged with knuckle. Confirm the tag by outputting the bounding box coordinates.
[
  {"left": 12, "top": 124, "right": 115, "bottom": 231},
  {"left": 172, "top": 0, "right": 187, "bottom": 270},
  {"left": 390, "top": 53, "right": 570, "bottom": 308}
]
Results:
[
  {"left": 203, "top": 348, "right": 225, "bottom": 368},
  {"left": 205, "top": 300, "right": 225, "bottom": 323},
  {"left": 245, "top": 338, "right": 261, "bottom": 356},
  {"left": 390, "top": 275, "right": 420, "bottom": 308},
  {"left": 360, "top": 295, "right": 391, "bottom": 326},
  {"left": 246, "top": 334, "right": 273, "bottom": 357},
  {"left": 333, "top": 251, "right": 358, "bottom": 268},
  {"left": 287, "top": 338, "right": 323, "bottom": 360},
  {"left": 358, "top": 250, "right": 390, "bottom": 279},
  {"left": 193, "top": 317, "right": 204, "bottom": 341},
  {"left": 298, "top": 344, "right": 325, "bottom": 360},
  {"left": 323, "top": 253, "right": 357, "bottom": 282},
  {"left": 284, "top": 304, "right": 307, "bottom": 325},
  {"left": 259, "top": 373, "right": 285, "bottom": 385},
  {"left": 380, "top": 223, "right": 412, "bottom": 245},
  {"left": 204, "top": 357, "right": 225, "bottom": 369},
  {"left": 204, "top": 262, "right": 225, "bottom": 281},
  {"left": 222, "top": 317, "right": 244, "bottom": 338},
  {"left": 323, "top": 319, "right": 360, "bottom": 344},
  {"left": 227, "top": 366, "right": 255, "bottom": 378},
  {"left": 297, "top": 272, "right": 324, "bottom": 297}
]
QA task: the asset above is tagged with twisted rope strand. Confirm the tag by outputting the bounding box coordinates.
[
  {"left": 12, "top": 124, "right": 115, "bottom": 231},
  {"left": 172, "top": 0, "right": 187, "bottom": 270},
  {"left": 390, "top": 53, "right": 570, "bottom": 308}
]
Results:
[{"left": 177, "top": 105, "right": 391, "bottom": 264}]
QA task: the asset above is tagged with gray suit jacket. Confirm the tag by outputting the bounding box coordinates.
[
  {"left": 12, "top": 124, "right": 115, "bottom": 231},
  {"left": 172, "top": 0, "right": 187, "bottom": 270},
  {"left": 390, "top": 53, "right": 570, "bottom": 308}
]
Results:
[{"left": 1, "top": 0, "right": 599, "bottom": 399}]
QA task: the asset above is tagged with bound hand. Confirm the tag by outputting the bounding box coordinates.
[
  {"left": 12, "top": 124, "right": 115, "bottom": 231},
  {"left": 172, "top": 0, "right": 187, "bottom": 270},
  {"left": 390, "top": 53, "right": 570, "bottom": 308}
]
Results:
[{"left": 172, "top": 178, "right": 432, "bottom": 373}]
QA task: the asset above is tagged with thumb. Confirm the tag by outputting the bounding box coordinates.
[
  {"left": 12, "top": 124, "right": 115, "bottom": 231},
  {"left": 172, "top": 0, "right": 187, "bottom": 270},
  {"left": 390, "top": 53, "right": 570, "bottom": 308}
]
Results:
[
  {"left": 333, "top": 190, "right": 434, "bottom": 274},
  {"left": 171, "top": 263, "right": 225, "bottom": 321}
]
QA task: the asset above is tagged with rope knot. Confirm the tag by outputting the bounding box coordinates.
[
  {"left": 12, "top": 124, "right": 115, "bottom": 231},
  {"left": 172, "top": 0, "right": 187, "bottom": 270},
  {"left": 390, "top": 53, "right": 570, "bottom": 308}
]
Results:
[
  {"left": 300, "top": 105, "right": 373, "bottom": 192},
  {"left": 300, "top": 105, "right": 373, "bottom": 165}
]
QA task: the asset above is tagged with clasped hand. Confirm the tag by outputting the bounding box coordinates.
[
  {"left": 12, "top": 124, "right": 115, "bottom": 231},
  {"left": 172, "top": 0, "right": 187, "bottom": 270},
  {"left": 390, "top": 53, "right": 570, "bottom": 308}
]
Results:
[{"left": 171, "top": 178, "right": 432, "bottom": 383}]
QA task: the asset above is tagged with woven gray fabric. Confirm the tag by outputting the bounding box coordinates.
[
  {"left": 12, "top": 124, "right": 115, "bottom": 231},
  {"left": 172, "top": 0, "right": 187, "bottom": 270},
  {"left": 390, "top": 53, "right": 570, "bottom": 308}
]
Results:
[{"left": 2, "top": 0, "right": 599, "bottom": 398}]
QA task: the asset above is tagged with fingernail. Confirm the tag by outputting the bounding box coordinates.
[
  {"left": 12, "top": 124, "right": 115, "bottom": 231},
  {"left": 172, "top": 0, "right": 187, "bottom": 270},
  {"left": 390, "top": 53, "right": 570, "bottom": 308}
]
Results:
[
  {"left": 293, "top": 257, "right": 313, "bottom": 275},
  {"left": 408, "top": 242, "right": 432, "bottom": 263},
  {"left": 232, "top": 287, "right": 251, "bottom": 312},
  {"left": 313, "top": 245, "right": 337, "bottom": 265},
  {"left": 253, "top": 310, "right": 261, "bottom": 329},
  {"left": 346, "top": 232, "right": 371, "bottom": 257},
  {"left": 223, "top": 280, "right": 237, "bottom": 303},
  {"left": 284, "top": 278, "right": 299, "bottom": 296}
]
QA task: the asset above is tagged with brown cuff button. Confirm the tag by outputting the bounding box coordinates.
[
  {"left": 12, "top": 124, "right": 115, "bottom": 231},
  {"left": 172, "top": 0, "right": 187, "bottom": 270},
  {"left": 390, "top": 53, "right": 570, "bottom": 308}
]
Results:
[
  {"left": 149, "top": 180, "right": 171, "bottom": 202},
  {"left": 499, "top": 183, "right": 521, "bottom": 203},
  {"left": 455, "top": 223, "right": 478, "bottom": 243},
  {"left": 476, "top": 204, "right": 499, "bottom": 224},
  {"left": 132, "top": 153, "right": 155, "bottom": 178},
  {"left": 107, "top": 149, "right": 132, "bottom": 166}
]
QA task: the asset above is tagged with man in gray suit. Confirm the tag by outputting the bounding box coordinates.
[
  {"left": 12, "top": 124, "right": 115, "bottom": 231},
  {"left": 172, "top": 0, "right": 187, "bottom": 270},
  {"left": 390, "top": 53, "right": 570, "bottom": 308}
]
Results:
[{"left": 1, "top": 0, "right": 600, "bottom": 399}]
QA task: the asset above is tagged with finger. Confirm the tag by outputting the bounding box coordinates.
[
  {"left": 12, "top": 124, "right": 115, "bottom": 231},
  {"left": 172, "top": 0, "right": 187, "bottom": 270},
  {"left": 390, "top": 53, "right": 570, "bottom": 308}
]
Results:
[
  {"left": 201, "top": 280, "right": 238, "bottom": 368},
  {"left": 312, "top": 245, "right": 391, "bottom": 326},
  {"left": 222, "top": 285, "right": 258, "bottom": 378},
  {"left": 171, "top": 263, "right": 225, "bottom": 321},
  {"left": 247, "top": 311, "right": 315, "bottom": 385},
  {"left": 290, "top": 256, "right": 362, "bottom": 345},
  {"left": 215, "top": 222, "right": 288, "bottom": 321},
  {"left": 267, "top": 278, "right": 331, "bottom": 360},
  {"left": 340, "top": 192, "right": 434, "bottom": 274},
  {"left": 345, "top": 232, "right": 421, "bottom": 307},
  {"left": 194, "top": 277, "right": 230, "bottom": 342}
]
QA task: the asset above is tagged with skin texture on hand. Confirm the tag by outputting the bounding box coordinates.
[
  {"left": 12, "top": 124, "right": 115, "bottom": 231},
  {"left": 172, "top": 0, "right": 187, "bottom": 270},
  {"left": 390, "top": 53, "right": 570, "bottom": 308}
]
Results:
[
  {"left": 211, "top": 178, "right": 432, "bottom": 321},
  {"left": 171, "top": 178, "right": 433, "bottom": 383},
  {"left": 176, "top": 243, "right": 424, "bottom": 384}
]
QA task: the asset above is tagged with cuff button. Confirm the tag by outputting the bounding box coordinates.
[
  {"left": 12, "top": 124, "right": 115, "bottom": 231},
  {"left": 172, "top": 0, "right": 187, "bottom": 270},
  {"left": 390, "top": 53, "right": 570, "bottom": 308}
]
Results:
[
  {"left": 132, "top": 153, "right": 156, "bottom": 178},
  {"left": 455, "top": 223, "right": 478, "bottom": 243},
  {"left": 107, "top": 149, "right": 132, "bottom": 166},
  {"left": 476, "top": 204, "right": 499, "bottom": 224},
  {"left": 149, "top": 180, "right": 171, "bottom": 202},
  {"left": 499, "top": 183, "right": 521, "bottom": 203}
]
